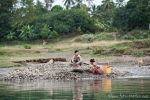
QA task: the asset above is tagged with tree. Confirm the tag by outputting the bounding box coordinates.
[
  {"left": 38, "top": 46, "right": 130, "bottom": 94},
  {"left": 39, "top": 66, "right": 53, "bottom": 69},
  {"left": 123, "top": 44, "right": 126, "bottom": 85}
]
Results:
[
  {"left": 35, "top": 0, "right": 48, "bottom": 16},
  {"left": 51, "top": 5, "right": 63, "bottom": 12},
  {"left": 75, "top": 0, "right": 83, "bottom": 8},
  {"left": 44, "top": 0, "right": 54, "bottom": 9},
  {"left": 48, "top": 9, "right": 95, "bottom": 34},
  {"left": 90, "top": 5, "right": 97, "bottom": 18},
  {"left": 12, "top": 0, "right": 36, "bottom": 24},
  {"left": 18, "top": 25, "right": 36, "bottom": 40},
  {"left": 63, "top": 0, "right": 75, "bottom": 9},
  {"left": 0, "top": 0, "right": 14, "bottom": 41},
  {"left": 116, "top": 0, "right": 125, "bottom": 7},
  {"left": 113, "top": 0, "right": 150, "bottom": 31},
  {"left": 101, "top": 0, "right": 115, "bottom": 11},
  {"left": 85, "top": 0, "right": 94, "bottom": 7}
]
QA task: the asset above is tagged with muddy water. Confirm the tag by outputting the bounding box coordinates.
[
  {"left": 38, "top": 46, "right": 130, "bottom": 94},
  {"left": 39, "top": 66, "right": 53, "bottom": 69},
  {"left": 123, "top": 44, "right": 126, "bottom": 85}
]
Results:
[{"left": 0, "top": 78, "right": 150, "bottom": 100}]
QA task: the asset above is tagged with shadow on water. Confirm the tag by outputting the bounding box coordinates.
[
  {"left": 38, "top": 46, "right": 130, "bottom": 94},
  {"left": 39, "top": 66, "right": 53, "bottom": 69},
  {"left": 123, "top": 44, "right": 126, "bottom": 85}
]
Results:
[{"left": 0, "top": 78, "right": 150, "bottom": 100}]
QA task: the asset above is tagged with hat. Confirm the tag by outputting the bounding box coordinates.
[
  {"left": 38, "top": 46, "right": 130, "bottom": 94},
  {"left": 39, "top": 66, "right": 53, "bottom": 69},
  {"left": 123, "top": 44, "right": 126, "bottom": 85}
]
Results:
[{"left": 90, "top": 59, "right": 95, "bottom": 62}]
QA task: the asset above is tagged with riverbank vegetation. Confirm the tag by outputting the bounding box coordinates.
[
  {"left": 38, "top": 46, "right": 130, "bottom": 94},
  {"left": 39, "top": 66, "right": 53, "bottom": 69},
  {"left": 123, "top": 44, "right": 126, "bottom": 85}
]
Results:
[
  {"left": 1, "top": 34, "right": 150, "bottom": 68},
  {"left": 0, "top": 0, "right": 150, "bottom": 68},
  {"left": 0, "top": 0, "right": 150, "bottom": 41}
]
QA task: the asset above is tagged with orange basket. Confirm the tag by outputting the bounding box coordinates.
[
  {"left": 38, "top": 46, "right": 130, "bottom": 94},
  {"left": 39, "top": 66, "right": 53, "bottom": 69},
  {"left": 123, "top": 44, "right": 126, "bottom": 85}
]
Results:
[{"left": 103, "top": 65, "right": 111, "bottom": 74}]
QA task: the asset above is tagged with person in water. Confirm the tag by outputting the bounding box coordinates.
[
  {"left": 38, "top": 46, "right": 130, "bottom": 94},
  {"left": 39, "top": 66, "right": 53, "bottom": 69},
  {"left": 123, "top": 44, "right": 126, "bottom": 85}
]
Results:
[
  {"left": 90, "top": 59, "right": 102, "bottom": 75},
  {"left": 71, "top": 50, "right": 83, "bottom": 66}
]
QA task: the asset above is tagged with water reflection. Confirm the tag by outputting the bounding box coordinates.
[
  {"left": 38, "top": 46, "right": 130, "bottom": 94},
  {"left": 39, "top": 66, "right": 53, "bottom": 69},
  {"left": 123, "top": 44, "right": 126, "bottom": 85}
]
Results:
[
  {"left": 73, "top": 81, "right": 83, "bottom": 100},
  {"left": 0, "top": 78, "right": 150, "bottom": 100},
  {"left": 93, "top": 80, "right": 102, "bottom": 92},
  {"left": 104, "top": 79, "right": 111, "bottom": 92}
]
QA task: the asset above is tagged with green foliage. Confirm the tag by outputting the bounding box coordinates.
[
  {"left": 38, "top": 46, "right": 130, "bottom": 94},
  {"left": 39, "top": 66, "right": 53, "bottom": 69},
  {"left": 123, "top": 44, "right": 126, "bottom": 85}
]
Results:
[
  {"left": 74, "top": 37, "right": 83, "bottom": 42},
  {"left": 49, "top": 31, "right": 59, "bottom": 39},
  {"left": 12, "top": 0, "right": 36, "bottom": 24},
  {"left": 18, "top": 25, "right": 36, "bottom": 41},
  {"left": 96, "top": 32, "right": 114, "bottom": 41},
  {"left": 40, "top": 24, "right": 59, "bottom": 39},
  {"left": 130, "top": 30, "right": 150, "bottom": 39},
  {"left": 49, "top": 9, "right": 96, "bottom": 34},
  {"left": 0, "top": 0, "right": 14, "bottom": 41},
  {"left": 93, "top": 47, "right": 104, "bottom": 54},
  {"left": 111, "top": 44, "right": 130, "bottom": 54},
  {"left": 6, "top": 31, "right": 17, "bottom": 41},
  {"left": 53, "top": 24, "right": 69, "bottom": 35},
  {"left": 41, "top": 24, "right": 51, "bottom": 39},
  {"left": 113, "top": 0, "right": 150, "bottom": 31},
  {"left": 121, "top": 30, "right": 150, "bottom": 40},
  {"left": 51, "top": 5, "right": 63, "bottom": 12},
  {"left": 82, "top": 34, "right": 96, "bottom": 42},
  {"left": 23, "top": 44, "right": 31, "bottom": 49},
  {"left": 132, "top": 50, "right": 144, "bottom": 57}
]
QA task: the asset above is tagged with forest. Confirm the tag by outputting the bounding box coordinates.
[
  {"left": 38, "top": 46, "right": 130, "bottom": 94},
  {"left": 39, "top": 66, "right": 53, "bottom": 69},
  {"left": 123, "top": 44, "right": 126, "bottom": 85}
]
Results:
[{"left": 0, "top": 0, "right": 150, "bottom": 41}]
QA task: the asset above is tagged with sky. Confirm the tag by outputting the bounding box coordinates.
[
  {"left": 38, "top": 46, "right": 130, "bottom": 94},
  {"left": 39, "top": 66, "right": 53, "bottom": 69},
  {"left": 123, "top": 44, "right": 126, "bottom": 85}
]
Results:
[{"left": 38, "top": 0, "right": 129, "bottom": 7}]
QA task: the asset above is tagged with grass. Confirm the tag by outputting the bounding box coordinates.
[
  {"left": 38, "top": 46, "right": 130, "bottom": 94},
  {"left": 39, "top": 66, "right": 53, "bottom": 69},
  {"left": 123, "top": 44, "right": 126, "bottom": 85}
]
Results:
[
  {"left": 87, "top": 39, "right": 150, "bottom": 57},
  {"left": 0, "top": 33, "right": 150, "bottom": 68}
]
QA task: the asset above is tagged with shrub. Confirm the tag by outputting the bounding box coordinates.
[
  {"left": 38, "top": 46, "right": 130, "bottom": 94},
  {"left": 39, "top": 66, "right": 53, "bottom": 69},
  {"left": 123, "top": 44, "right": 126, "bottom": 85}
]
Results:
[
  {"left": 74, "top": 37, "right": 83, "bottom": 42},
  {"left": 96, "top": 32, "right": 114, "bottom": 41},
  {"left": 132, "top": 50, "right": 144, "bottom": 57},
  {"left": 49, "top": 31, "right": 59, "bottom": 39},
  {"left": 18, "top": 25, "right": 35, "bottom": 41},
  {"left": 111, "top": 45, "right": 130, "bottom": 55},
  {"left": 6, "top": 31, "right": 17, "bottom": 41},
  {"left": 23, "top": 44, "right": 31, "bottom": 49},
  {"left": 40, "top": 24, "right": 51, "bottom": 39},
  {"left": 82, "top": 34, "right": 96, "bottom": 42},
  {"left": 53, "top": 24, "right": 69, "bottom": 35},
  {"left": 121, "top": 35, "right": 135, "bottom": 40},
  {"left": 48, "top": 9, "right": 95, "bottom": 35},
  {"left": 93, "top": 47, "right": 104, "bottom": 54},
  {"left": 121, "top": 30, "right": 150, "bottom": 40}
]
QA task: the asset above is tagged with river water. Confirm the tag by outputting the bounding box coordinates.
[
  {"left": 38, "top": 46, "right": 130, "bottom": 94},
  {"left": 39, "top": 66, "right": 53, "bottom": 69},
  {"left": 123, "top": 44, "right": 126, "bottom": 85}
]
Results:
[{"left": 0, "top": 78, "right": 150, "bottom": 100}]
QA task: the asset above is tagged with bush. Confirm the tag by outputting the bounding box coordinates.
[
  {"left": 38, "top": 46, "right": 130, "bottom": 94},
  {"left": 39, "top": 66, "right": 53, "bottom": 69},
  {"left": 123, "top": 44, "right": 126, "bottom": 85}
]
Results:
[
  {"left": 130, "top": 30, "right": 143, "bottom": 39},
  {"left": 93, "top": 47, "right": 104, "bottom": 54},
  {"left": 53, "top": 24, "right": 69, "bottom": 35},
  {"left": 82, "top": 34, "right": 96, "bottom": 42},
  {"left": 132, "top": 50, "right": 144, "bottom": 57},
  {"left": 111, "top": 45, "right": 130, "bottom": 55},
  {"left": 23, "top": 44, "right": 31, "bottom": 49},
  {"left": 6, "top": 31, "right": 17, "bottom": 41},
  {"left": 40, "top": 24, "right": 51, "bottom": 39},
  {"left": 121, "top": 35, "right": 135, "bottom": 40},
  {"left": 48, "top": 9, "right": 96, "bottom": 35},
  {"left": 49, "top": 31, "right": 59, "bottom": 39},
  {"left": 121, "top": 30, "right": 150, "bottom": 40},
  {"left": 96, "top": 32, "right": 114, "bottom": 41},
  {"left": 74, "top": 37, "right": 83, "bottom": 42}
]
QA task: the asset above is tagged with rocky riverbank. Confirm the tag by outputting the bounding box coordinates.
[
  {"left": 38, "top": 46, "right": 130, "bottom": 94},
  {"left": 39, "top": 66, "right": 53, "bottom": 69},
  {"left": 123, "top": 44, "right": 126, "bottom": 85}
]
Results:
[{"left": 0, "top": 62, "right": 134, "bottom": 82}]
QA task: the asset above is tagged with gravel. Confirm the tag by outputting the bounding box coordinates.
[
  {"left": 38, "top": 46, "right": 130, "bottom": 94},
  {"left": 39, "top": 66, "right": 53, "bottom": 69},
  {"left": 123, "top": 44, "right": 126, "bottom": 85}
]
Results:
[{"left": 0, "top": 62, "right": 136, "bottom": 82}]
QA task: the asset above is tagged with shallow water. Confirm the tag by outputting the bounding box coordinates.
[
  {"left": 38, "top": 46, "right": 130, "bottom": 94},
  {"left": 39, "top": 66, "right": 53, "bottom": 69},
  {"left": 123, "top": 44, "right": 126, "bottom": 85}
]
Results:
[{"left": 0, "top": 78, "right": 150, "bottom": 100}]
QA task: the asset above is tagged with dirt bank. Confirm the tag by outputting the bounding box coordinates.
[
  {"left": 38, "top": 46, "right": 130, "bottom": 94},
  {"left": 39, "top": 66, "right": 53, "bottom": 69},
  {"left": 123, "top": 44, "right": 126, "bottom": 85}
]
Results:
[{"left": 1, "top": 54, "right": 150, "bottom": 82}]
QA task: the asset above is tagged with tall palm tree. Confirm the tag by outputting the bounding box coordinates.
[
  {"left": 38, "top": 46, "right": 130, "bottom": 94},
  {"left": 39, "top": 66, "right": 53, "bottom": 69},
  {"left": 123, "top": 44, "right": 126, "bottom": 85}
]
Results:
[
  {"left": 90, "top": 5, "right": 97, "bottom": 17},
  {"left": 44, "top": 0, "right": 54, "bottom": 9},
  {"left": 85, "top": 0, "right": 94, "bottom": 7},
  {"left": 75, "top": 0, "right": 83, "bottom": 8},
  {"left": 101, "top": 0, "right": 114, "bottom": 11},
  {"left": 63, "top": 0, "right": 75, "bottom": 9},
  {"left": 116, "top": 0, "right": 125, "bottom": 7}
]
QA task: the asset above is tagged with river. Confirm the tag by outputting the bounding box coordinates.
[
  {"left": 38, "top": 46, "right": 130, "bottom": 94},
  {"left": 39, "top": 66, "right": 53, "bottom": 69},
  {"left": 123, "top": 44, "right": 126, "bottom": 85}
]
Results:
[{"left": 0, "top": 78, "right": 150, "bottom": 100}]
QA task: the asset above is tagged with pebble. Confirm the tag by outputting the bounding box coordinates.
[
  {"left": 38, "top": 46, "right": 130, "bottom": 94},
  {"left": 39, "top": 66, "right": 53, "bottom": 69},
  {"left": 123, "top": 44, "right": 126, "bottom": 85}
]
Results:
[{"left": 0, "top": 62, "right": 133, "bottom": 82}]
